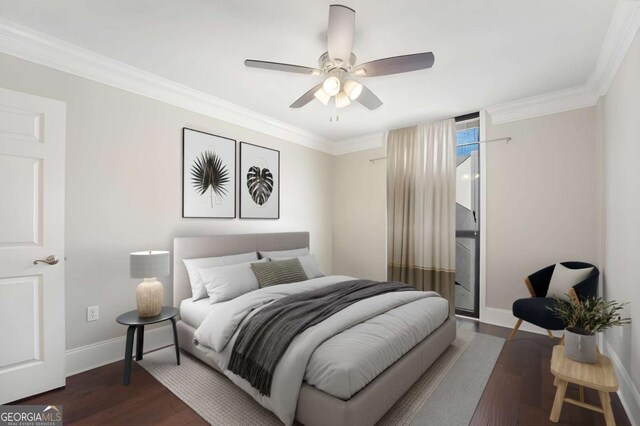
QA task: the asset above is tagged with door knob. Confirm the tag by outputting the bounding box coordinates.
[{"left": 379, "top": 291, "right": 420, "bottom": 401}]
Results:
[{"left": 33, "top": 255, "right": 59, "bottom": 266}]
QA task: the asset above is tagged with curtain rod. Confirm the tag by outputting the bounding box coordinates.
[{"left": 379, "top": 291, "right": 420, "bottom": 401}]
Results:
[{"left": 369, "top": 137, "right": 512, "bottom": 163}]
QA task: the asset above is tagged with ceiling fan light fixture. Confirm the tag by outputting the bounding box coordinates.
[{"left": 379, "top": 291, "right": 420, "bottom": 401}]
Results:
[
  {"left": 323, "top": 76, "right": 341, "bottom": 96},
  {"left": 343, "top": 80, "right": 363, "bottom": 100},
  {"left": 245, "top": 5, "right": 435, "bottom": 111},
  {"left": 335, "top": 91, "right": 351, "bottom": 108},
  {"left": 314, "top": 87, "right": 331, "bottom": 105}
]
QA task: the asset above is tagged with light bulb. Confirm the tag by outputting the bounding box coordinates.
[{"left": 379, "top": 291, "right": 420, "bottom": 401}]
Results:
[
  {"left": 314, "top": 87, "right": 330, "bottom": 105},
  {"left": 343, "top": 80, "right": 363, "bottom": 100},
  {"left": 323, "top": 76, "right": 341, "bottom": 96},
  {"left": 335, "top": 91, "right": 351, "bottom": 108}
]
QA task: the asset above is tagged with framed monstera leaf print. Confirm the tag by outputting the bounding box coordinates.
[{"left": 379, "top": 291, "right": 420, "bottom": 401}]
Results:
[
  {"left": 183, "top": 128, "right": 236, "bottom": 218},
  {"left": 240, "top": 142, "right": 280, "bottom": 219}
]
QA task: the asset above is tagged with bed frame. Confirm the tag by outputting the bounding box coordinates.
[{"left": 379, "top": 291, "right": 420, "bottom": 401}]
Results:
[{"left": 173, "top": 232, "right": 456, "bottom": 426}]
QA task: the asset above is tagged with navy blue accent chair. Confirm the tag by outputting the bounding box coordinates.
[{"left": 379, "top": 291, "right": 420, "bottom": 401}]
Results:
[{"left": 508, "top": 262, "right": 599, "bottom": 341}]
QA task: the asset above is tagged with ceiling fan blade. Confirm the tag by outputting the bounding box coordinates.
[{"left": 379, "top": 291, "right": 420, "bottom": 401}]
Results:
[
  {"left": 353, "top": 52, "right": 435, "bottom": 77},
  {"left": 356, "top": 85, "right": 383, "bottom": 110},
  {"left": 290, "top": 83, "right": 324, "bottom": 108},
  {"left": 245, "top": 59, "right": 321, "bottom": 75},
  {"left": 327, "top": 4, "right": 355, "bottom": 64}
]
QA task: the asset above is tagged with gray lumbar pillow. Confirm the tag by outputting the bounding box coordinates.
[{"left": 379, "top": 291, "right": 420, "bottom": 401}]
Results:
[
  {"left": 251, "top": 258, "right": 308, "bottom": 288},
  {"left": 269, "top": 254, "right": 325, "bottom": 279}
]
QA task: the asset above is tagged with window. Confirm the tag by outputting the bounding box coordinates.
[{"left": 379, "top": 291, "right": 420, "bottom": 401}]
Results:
[
  {"left": 454, "top": 112, "right": 480, "bottom": 318},
  {"left": 456, "top": 118, "right": 480, "bottom": 157}
]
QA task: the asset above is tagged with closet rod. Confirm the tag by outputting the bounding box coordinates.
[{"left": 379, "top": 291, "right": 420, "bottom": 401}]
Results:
[{"left": 369, "top": 137, "right": 512, "bottom": 163}]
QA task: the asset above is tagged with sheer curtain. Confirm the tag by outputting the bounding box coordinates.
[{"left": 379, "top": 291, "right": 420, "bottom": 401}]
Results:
[{"left": 387, "top": 119, "right": 456, "bottom": 311}]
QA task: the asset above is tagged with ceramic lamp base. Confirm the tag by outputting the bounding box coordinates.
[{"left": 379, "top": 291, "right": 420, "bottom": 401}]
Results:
[{"left": 136, "top": 278, "right": 163, "bottom": 317}]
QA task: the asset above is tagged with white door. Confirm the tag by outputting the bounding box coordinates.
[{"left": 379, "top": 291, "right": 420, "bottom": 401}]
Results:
[{"left": 0, "top": 87, "right": 66, "bottom": 403}]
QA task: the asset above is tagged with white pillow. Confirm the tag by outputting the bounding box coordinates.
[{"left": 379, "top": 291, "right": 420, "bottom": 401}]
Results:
[
  {"left": 547, "top": 263, "right": 594, "bottom": 301},
  {"left": 200, "top": 259, "right": 267, "bottom": 304},
  {"left": 269, "top": 254, "right": 325, "bottom": 279},
  {"left": 183, "top": 252, "right": 258, "bottom": 301},
  {"left": 259, "top": 247, "right": 309, "bottom": 259}
]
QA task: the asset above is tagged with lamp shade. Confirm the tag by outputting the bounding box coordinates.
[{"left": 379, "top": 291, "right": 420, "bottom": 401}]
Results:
[
  {"left": 343, "top": 80, "right": 363, "bottom": 100},
  {"left": 314, "top": 87, "right": 331, "bottom": 105},
  {"left": 323, "top": 76, "right": 341, "bottom": 96},
  {"left": 335, "top": 91, "right": 351, "bottom": 108},
  {"left": 130, "top": 251, "right": 170, "bottom": 279}
]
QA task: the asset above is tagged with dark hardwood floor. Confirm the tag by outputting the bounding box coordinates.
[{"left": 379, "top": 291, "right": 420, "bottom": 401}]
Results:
[
  {"left": 14, "top": 320, "right": 630, "bottom": 425},
  {"left": 463, "top": 319, "right": 631, "bottom": 426},
  {"left": 14, "top": 360, "right": 207, "bottom": 425}
]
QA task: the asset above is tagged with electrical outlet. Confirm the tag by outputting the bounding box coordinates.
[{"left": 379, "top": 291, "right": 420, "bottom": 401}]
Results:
[{"left": 87, "top": 305, "right": 99, "bottom": 322}]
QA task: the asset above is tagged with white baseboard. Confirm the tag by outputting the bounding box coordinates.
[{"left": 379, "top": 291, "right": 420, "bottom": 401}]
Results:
[
  {"left": 603, "top": 339, "right": 640, "bottom": 426},
  {"left": 481, "top": 307, "right": 563, "bottom": 338},
  {"left": 65, "top": 324, "right": 174, "bottom": 377}
]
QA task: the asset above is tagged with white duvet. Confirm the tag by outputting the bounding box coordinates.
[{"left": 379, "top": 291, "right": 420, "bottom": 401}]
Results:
[{"left": 193, "top": 275, "right": 447, "bottom": 425}]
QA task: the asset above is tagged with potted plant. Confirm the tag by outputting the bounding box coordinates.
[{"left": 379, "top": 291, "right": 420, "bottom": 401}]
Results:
[{"left": 549, "top": 296, "right": 630, "bottom": 364}]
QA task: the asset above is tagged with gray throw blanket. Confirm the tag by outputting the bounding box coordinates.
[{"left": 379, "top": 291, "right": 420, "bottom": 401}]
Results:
[{"left": 228, "top": 279, "right": 415, "bottom": 396}]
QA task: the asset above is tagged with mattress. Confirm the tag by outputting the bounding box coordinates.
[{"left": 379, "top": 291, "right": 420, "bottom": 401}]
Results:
[
  {"left": 179, "top": 298, "right": 215, "bottom": 329},
  {"left": 304, "top": 295, "right": 449, "bottom": 399},
  {"left": 181, "top": 282, "right": 449, "bottom": 401}
]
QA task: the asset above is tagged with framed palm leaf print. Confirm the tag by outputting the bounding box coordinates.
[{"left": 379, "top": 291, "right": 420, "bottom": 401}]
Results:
[
  {"left": 240, "top": 142, "right": 280, "bottom": 219},
  {"left": 183, "top": 128, "right": 236, "bottom": 218}
]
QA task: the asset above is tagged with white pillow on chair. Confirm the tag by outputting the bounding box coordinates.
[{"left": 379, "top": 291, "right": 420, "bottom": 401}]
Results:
[{"left": 547, "top": 263, "right": 594, "bottom": 301}]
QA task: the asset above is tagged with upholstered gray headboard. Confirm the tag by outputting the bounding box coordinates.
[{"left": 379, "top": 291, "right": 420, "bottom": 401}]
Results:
[{"left": 172, "top": 232, "right": 310, "bottom": 307}]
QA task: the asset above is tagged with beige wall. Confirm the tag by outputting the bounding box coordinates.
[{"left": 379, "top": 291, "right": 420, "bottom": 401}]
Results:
[
  {"left": 333, "top": 109, "right": 601, "bottom": 313},
  {"left": 0, "top": 53, "right": 334, "bottom": 350},
  {"left": 485, "top": 108, "right": 599, "bottom": 309},
  {"left": 332, "top": 142, "right": 387, "bottom": 281},
  {"left": 602, "top": 29, "right": 640, "bottom": 396}
]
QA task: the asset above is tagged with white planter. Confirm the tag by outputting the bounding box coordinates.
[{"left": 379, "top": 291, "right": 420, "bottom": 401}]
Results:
[{"left": 564, "top": 328, "right": 597, "bottom": 364}]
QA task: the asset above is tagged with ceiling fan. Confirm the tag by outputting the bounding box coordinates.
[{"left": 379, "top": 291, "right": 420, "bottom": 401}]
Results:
[{"left": 244, "top": 4, "right": 435, "bottom": 110}]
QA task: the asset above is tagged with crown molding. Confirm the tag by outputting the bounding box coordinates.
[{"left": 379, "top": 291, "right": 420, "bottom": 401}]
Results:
[
  {"left": 0, "top": 18, "right": 335, "bottom": 154},
  {"left": 589, "top": 1, "right": 640, "bottom": 97},
  {"left": 487, "top": 84, "right": 599, "bottom": 125},
  {"left": 330, "top": 132, "right": 384, "bottom": 155},
  {"left": 488, "top": 1, "right": 640, "bottom": 125},
  {"left": 1, "top": 2, "right": 638, "bottom": 153}
]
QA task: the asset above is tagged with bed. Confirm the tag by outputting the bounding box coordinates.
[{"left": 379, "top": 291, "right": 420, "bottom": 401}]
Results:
[{"left": 173, "top": 232, "right": 456, "bottom": 426}]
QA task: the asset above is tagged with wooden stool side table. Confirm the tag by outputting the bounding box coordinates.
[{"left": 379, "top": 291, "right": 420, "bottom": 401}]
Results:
[
  {"left": 116, "top": 306, "right": 180, "bottom": 385},
  {"left": 549, "top": 345, "right": 618, "bottom": 426}
]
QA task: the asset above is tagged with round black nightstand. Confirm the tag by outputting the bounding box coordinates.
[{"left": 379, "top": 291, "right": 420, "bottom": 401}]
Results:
[{"left": 116, "top": 306, "right": 180, "bottom": 385}]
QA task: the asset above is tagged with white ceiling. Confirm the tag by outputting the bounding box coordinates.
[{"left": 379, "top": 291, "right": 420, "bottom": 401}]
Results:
[{"left": 0, "top": 1, "right": 617, "bottom": 141}]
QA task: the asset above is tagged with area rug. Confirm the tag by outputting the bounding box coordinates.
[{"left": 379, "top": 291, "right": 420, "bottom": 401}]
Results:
[{"left": 139, "top": 327, "right": 503, "bottom": 425}]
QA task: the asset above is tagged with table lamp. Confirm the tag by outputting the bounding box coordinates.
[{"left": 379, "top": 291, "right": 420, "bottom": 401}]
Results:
[{"left": 130, "top": 250, "right": 170, "bottom": 317}]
